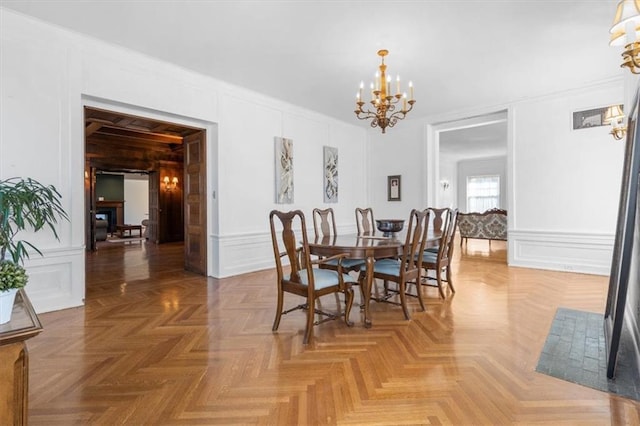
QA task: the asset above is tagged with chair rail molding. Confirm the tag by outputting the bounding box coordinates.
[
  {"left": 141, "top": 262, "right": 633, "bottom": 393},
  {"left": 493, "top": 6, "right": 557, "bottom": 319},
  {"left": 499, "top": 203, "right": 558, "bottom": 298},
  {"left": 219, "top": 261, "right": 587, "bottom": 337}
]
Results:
[{"left": 508, "top": 230, "right": 615, "bottom": 275}]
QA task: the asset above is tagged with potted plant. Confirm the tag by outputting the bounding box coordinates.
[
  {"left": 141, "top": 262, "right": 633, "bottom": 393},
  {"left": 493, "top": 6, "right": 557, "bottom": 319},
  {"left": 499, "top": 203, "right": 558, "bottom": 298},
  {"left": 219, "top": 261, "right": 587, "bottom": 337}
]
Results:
[{"left": 0, "top": 177, "right": 68, "bottom": 324}]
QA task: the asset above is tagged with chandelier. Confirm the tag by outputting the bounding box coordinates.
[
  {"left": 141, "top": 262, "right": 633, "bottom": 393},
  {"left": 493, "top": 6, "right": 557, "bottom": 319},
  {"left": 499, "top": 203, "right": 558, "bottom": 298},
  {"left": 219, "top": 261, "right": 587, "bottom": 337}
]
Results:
[
  {"left": 354, "top": 50, "right": 415, "bottom": 133},
  {"left": 610, "top": 0, "right": 640, "bottom": 73}
]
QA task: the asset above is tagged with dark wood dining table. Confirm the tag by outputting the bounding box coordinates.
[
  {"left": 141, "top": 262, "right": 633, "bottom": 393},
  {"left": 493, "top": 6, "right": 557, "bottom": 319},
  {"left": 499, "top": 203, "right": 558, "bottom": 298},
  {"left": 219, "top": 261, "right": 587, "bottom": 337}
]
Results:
[{"left": 308, "top": 231, "right": 440, "bottom": 327}]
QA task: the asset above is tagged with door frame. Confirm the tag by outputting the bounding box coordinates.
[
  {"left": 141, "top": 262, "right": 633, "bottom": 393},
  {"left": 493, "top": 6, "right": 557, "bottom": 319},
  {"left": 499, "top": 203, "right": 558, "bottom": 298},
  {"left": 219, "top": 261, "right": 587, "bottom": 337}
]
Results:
[{"left": 82, "top": 96, "right": 218, "bottom": 276}]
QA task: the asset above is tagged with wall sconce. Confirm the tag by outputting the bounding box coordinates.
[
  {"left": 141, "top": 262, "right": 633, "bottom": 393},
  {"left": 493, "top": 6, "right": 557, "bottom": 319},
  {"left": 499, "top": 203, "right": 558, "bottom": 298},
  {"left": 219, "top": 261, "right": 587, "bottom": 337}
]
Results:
[
  {"left": 609, "top": 0, "right": 640, "bottom": 74},
  {"left": 163, "top": 176, "right": 178, "bottom": 191},
  {"left": 604, "top": 105, "right": 627, "bottom": 140},
  {"left": 440, "top": 179, "right": 450, "bottom": 191}
]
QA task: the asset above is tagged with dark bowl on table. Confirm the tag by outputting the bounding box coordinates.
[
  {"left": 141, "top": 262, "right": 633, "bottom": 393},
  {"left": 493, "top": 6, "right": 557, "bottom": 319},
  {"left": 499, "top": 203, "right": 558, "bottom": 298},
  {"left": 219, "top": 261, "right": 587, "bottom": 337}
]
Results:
[{"left": 376, "top": 219, "right": 405, "bottom": 236}]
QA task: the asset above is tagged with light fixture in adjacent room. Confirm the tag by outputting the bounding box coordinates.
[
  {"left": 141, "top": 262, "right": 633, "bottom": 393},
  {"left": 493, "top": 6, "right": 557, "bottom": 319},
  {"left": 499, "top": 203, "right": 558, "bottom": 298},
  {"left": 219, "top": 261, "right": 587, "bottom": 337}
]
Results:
[
  {"left": 163, "top": 176, "right": 178, "bottom": 191},
  {"left": 610, "top": 0, "right": 640, "bottom": 73},
  {"left": 604, "top": 104, "right": 627, "bottom": 140},
  {"left": 354, "top": 49, "right": 415, "bottom": 133}
]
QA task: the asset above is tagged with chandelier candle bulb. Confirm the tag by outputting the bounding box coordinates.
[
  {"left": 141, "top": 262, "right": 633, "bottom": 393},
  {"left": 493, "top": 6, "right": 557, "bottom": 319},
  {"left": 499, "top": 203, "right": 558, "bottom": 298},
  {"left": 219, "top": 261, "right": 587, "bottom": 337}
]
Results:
[
  {"left": 403, "top": 93, "right": 407, "bottom": 111},
  {"left": 396, "top": 75, "right": 400, "bottom": 95},
  {"left": 409, "top": 81, "right": 414, "bottom": 100}
]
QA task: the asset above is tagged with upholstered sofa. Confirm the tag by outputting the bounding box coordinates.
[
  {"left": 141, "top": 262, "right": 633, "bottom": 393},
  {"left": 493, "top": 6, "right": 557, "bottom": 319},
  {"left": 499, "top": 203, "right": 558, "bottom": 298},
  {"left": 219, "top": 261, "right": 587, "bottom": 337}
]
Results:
[{"left": 458, "top": 208, "right": 507, "bottom": 245}]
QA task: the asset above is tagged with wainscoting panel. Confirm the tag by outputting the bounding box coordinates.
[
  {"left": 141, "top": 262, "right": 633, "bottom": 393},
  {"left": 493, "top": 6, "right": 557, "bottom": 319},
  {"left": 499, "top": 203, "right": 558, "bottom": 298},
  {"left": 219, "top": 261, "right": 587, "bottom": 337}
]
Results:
[
  {"left": 22, "top": 247, "right": 86, "bottom": 313},
  {"left": 508, "top": 230, "right": 614, "bottom": 275},
  {"left": 216, "top": 232, "right": 275, "bottom": 278},
  {"left": 215, "top": 225, "right": 358, "bottom": 278}
]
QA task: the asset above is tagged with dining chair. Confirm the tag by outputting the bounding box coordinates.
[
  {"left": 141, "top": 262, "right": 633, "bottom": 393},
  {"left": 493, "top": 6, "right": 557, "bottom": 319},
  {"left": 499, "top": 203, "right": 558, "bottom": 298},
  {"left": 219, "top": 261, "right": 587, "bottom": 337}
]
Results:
[
  {"left": 269, "top": 210, "right": 355, "bottom": 344},
  {"left": 355, "top": 207, "right": 375, "bottom": 235},
  {"left": 421, "top": 208, "right": 459, "bottom": 298},
  {"left": 312, "top": 208, "right": 366, "bottom": 274},
  {"left": 361, "top": 209, "right": 430, "bottom": 319},
  {"left": 425, "top": 207, "right": 450, "bottom": 254}
]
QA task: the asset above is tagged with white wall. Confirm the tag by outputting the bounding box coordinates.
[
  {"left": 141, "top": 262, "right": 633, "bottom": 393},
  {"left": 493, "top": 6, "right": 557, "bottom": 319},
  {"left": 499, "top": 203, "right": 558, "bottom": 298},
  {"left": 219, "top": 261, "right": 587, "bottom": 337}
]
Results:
[
  {"left": 124, "top": 175, "right": 149, "bottom": 226},
  {"left": 370, "top": 80, "right": 625, "bottom": 275},
  {"left": 369, "top": 119, "right": 425, "bottom": 222},
  {"left": 507, "top": 83, "right": 625, "bottom": 274},
  {"left": 0, "top": 10, "right": 367, "bottom": 312},
  {"left": 438, "top": 154, "right": 457, "bottom": 209},
  {"left": 457, "top": 156, "right": 507, "bottom": 212}
]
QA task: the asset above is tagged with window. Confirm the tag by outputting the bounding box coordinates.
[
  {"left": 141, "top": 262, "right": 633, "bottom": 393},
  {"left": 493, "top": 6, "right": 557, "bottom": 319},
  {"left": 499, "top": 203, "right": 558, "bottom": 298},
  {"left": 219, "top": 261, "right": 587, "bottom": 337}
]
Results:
[{"left": 467, "top": 175, "right": 500, "bottom": 212}]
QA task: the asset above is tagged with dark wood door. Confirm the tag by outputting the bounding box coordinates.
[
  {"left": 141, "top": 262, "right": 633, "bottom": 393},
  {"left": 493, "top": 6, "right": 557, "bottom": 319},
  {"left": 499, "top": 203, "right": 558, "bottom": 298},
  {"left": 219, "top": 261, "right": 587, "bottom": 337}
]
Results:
[
  {"left": 184, "top": 131, "right": 207, "bottom": 275},
  {"left": 87, "top": 167, "right": 97, "bottom": 251},
  {"left": 148, "top": 171, "right": 160, "bottom": 244}
]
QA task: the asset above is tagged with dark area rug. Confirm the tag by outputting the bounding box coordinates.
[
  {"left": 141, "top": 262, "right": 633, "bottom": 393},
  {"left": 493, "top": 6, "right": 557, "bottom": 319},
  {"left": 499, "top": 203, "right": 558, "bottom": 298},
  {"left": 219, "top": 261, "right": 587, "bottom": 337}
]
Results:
[{"left": 536, "top": 307, "right": 640, "bottom": 402}]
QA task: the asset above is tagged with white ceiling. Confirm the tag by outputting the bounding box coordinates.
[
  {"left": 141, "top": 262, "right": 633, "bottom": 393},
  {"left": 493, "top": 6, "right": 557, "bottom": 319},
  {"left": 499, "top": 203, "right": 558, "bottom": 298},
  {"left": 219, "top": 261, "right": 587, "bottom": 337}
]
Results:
[
  {"left": 440, "top": 120, "right": 508, "bottom": 161},
  {"left": 1, "top": 0, "right": 622, "bottom": 127}
]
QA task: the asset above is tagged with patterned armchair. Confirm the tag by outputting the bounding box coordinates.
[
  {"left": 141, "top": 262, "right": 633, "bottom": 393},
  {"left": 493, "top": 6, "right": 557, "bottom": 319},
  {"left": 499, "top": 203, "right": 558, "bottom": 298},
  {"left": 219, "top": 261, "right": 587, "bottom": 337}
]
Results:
[{"left": 458, "top": 208, "right": 507, "bottom": 245}]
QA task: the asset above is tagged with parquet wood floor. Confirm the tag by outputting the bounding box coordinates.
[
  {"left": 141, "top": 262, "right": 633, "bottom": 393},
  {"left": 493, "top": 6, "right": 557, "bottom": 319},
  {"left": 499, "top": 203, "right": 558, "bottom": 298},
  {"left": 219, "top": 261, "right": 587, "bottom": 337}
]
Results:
[{"left": 26, "top": 238, "right": 640, "bottom": 425}]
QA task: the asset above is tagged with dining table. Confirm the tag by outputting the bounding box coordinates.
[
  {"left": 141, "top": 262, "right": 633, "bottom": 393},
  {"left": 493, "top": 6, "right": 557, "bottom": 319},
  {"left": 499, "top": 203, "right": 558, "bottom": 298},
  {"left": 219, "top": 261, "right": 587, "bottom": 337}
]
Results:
[{"left": 308, "top": 230, "right": 440, "bottom": 327}]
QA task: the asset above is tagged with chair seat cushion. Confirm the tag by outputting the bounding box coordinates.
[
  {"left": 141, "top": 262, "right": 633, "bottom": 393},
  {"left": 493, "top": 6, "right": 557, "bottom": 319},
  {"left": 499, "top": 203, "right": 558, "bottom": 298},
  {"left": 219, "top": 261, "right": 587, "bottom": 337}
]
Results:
[
  {"left": 325, "top": 257, "right": 366, "bottom": 269},
  {"left": 369, "top": 258, "right": 402, "bottom": 277},
  {"left": 422, "top": 252, "right": 438, "bottom": 263},
  {"left": 286, "top": 268, "right": 356, "bottom": 289},
  {"left": 424, "top": 246, "right": 439, "bottom": 254}
]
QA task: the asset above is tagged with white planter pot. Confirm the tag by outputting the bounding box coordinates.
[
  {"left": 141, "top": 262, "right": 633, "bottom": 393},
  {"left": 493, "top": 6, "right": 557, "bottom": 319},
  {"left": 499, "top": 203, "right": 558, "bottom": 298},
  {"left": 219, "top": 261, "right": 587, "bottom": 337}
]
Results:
[{"left": 0, "top": 288, "right": 18, "bottom": 324}]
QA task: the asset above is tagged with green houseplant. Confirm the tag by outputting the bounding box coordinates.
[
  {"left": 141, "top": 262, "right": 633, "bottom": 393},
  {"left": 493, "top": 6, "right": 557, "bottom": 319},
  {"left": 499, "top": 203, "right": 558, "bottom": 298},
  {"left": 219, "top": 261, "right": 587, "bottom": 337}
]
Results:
[{"left": 0, "top": 177, "right": 68, "bottom": 323}]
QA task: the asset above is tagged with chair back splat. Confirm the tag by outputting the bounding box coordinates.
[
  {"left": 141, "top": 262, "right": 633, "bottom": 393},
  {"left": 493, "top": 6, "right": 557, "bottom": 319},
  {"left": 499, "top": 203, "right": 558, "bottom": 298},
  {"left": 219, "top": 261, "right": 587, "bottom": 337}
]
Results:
[
  {"left": 355, "top": 207, "right": 375, "bottom": 235},
  {"left": 313, "top": 208, "right": 337, "bottom": 238},
  {"left": 269, "top": 210, "right": 355, "bottom": 344},
  {"left": 429, "top": 207, "right": 450, "bottom": 234}
]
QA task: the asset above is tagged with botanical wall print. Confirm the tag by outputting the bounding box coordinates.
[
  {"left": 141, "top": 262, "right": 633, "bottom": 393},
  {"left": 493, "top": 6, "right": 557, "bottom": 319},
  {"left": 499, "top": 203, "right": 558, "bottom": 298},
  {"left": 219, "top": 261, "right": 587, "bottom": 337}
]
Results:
[
  {"left": 275, "top": 137, "right": 294, "bottom": 204},
  {"left": 323, "top": 146, "right": 338, "bottom": 203}
]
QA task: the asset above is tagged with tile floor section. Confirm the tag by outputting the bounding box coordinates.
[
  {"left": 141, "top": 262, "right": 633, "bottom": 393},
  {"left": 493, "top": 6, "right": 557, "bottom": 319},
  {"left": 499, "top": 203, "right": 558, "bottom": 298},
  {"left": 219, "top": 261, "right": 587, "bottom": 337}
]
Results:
[{"left": 536, "top": 307, "right": 639, "bottom": 402}]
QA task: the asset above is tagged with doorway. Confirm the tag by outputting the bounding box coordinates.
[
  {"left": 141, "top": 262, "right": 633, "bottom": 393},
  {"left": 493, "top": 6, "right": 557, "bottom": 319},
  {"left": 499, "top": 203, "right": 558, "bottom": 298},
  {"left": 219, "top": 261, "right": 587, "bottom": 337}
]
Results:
[
  {"left": 427, "top": 110, "right": 510, "bottom": 260},
  {"left": 84, "top": 106, "right": 208, "bottom": 275}
]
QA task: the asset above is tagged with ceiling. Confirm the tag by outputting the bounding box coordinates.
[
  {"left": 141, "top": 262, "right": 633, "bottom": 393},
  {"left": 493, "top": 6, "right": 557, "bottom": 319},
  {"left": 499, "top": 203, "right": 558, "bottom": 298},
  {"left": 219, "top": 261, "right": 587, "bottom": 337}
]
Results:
[
  {"left": 1, "top": 1, "right": 622, "bottom": 160},
  {"left": 440, "top": 121, "right": 508, "bottom": 161}
]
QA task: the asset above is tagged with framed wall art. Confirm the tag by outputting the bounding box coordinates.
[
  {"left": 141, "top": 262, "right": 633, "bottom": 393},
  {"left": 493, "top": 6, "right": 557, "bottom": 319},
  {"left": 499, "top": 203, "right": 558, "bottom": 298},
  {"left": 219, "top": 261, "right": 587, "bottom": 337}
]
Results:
[
  {"left": 387, "top": 175, "right": 401, "bottom": 201},
  {"left": 572, "top": 104, "right": 623, "bottom": 130},
  {"left": 323, "top": 146, "right": 338, "bottom": 203},
  {"left": 275, "top": 137, "right": 293, "bottom": 204}
]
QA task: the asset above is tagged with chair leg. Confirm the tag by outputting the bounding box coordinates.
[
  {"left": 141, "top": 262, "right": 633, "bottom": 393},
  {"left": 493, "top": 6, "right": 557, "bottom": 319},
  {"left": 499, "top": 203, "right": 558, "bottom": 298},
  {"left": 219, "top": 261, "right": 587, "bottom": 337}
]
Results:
[
  {"left": 398, "top": 281, "right": 411, "bottom": 320},
  {"left": 446, "top": 265, "right": 455, "bottom": 293},
  {"left": 344, "top": 286, "right": 354, "bottom": 326},
  {"left": 436, "top": 266, "right": 446, "bottom": 299},
  {"left": 303, "top": 297, "right": 315, "bottom": 345},
  {"left": 272, "top": 290, "right": 284, "bottom": 331},
  {"left": 415, "top": 274, "right": 426, "bottom": 312}
]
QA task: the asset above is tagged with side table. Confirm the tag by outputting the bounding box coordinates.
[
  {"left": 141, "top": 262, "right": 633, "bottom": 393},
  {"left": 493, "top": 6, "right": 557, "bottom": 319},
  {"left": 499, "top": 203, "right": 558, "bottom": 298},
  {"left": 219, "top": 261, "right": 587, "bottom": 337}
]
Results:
[{"left": 0, "top": 290, "right": 43, "bottom": 425}]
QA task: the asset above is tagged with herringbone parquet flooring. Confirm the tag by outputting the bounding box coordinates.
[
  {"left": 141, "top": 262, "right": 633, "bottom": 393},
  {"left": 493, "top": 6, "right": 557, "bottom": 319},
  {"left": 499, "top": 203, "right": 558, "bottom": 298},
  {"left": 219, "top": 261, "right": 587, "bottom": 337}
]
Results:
[{"left": 26, "top": 238, "right": 640, "bottom": 425}]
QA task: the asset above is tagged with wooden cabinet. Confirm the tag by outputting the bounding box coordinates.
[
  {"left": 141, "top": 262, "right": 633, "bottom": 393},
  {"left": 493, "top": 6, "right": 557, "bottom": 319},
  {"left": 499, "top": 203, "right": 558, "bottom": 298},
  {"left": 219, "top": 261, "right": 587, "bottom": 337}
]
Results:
[{"left": 0, "top": 290, "right": 42, "bottom": 425}]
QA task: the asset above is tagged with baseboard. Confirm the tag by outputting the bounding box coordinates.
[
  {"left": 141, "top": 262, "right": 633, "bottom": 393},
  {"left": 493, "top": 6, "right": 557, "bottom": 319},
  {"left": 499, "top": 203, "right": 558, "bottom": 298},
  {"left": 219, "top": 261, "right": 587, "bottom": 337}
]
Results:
[{"left": 508, "top": 230, "right": 614, "bottom": 275}]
